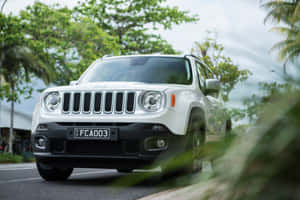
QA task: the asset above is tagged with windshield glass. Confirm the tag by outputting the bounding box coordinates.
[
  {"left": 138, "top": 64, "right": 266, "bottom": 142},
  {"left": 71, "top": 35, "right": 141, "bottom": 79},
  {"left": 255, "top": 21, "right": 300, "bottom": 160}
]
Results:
[{"left": 81, "top": 57, "right": 192, "bottom": 85}]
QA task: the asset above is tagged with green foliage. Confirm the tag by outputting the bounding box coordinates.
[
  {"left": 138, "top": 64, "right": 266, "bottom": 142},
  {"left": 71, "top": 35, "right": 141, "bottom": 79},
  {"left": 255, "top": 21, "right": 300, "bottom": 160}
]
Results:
[
  {"left": 242, "top": 82, "right": 295, "bottom": 123},
  {"left": 0, "top": 153, "right": 23, "bottom": 163},
  {"left": 0, "top": 13, "right": 53, "bottom": 102},
  {"left": 185, "top": 89, "right": 300, "bottom": 200},
  {"left": 227, "top": 108, "right": 246, "bottom": 122},
  {"left": 226, "top": 91, "right": 300, "bottom": 200},
  {"left": 232, "top": 124, "right": 251, "bottom": 135},
  {"left": 191, "top": 35, "right": 252, "bottom": 101},
  {"left": 76, "top": 0, "right": 199, "bottom": 55},
  {"left": 20, "top": 2, "right": 120, "bottom": 85}
]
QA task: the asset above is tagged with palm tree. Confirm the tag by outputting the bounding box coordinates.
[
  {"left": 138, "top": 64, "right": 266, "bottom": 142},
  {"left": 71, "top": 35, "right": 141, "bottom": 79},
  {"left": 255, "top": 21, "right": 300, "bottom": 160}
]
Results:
[
  {"left": 1, "top": 14, "right": 54, "bottom": 153},
  {"left": 261, "top": 0, "right": 300, "bottom": 24},
  {"left": 271, "top": 23, "right": 300, "bottom": 62},
  {"left": 261, "top": 0, "right": 300, "bottom": 63}
]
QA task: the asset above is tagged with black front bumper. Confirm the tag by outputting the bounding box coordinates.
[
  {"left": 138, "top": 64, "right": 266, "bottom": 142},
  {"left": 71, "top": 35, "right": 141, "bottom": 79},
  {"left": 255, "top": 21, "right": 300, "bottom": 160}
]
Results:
[{"left": 32, "top": 123, "right": 186, "bottom": 169}]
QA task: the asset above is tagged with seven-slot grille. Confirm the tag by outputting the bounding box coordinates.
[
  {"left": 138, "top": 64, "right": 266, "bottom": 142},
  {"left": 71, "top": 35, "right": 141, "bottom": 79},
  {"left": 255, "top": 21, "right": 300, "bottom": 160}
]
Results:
[{"left": 62, "top": 91, "right": 136, "bottom": 114}]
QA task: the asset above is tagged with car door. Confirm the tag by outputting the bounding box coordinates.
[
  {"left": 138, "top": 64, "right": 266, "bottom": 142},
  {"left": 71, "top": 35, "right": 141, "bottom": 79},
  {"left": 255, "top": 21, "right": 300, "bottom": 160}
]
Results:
[
  {"left": 195, "top": 61, "right": 217, "bottom": 134},
  {"left": 204, "top": 65, "right": 227, "bottom": 134}
]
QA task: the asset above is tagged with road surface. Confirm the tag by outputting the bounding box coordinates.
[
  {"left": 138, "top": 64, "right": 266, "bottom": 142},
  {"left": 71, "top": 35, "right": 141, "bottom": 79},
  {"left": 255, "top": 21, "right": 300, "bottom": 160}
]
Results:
[{"left": 0, "top": 163, "right": 172, "bottom": 200}]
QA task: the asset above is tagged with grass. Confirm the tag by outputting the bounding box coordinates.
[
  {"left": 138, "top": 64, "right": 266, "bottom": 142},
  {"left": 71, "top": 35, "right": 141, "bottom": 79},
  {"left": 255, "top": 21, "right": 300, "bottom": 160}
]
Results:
[
  {"left": 0, "top": 152, "right": 35, "bottom": 163},
  {"left": 0, "top": 153, "right": 24, "bottom": 164}
]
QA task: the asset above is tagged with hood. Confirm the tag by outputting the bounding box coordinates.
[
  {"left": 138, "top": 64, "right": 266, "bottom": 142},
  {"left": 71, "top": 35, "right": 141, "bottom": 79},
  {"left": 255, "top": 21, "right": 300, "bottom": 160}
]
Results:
[{"left": 44, "top": 82, "right": 192, "bottom": 93}]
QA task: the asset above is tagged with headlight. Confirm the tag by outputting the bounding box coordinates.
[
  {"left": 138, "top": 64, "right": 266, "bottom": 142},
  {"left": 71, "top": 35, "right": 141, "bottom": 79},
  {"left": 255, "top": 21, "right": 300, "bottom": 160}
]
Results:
[
  {"left": 140, "top": 91, "right": 163, "bottom": 112},
  {"left": 44, "top": 92, "right": 61, "bottom": 112}
]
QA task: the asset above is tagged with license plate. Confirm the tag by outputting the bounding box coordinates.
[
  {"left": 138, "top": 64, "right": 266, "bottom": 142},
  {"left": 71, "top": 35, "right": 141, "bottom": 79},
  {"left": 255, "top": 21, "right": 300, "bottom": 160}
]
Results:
[{"left": 73, "top": 128, "right": 111, "bottom": 140}]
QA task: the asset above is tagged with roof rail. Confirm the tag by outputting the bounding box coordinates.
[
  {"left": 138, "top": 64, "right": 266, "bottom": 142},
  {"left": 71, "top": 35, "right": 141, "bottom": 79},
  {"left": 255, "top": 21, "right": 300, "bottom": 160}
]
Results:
[
  {"left": 102, "top": 54, "right": 114, "bottom": 59},
  {"left": 185, "top": 54, "right": 205, "bottom": 63},
  {"left": 184, "top": 54, "right": 201, "bottom": 60},
  {"left": 184, "top": 54, "right": 210, "bottom": 67}
]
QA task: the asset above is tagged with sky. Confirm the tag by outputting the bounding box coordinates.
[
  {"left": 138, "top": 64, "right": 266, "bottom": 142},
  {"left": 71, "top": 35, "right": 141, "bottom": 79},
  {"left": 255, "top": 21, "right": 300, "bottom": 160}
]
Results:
[{"left": 1, "top": 0, "right": 287, "bottom": 120}]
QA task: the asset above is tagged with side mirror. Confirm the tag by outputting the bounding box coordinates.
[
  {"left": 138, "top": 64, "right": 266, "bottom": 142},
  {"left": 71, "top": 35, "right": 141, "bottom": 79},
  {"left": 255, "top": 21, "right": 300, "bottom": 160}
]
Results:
[
  {"left": 204, "top": 79, "right": 220, "bottom": 95},
  {"left": 70, "top": 80, "right": 79, "bottom": 86}
]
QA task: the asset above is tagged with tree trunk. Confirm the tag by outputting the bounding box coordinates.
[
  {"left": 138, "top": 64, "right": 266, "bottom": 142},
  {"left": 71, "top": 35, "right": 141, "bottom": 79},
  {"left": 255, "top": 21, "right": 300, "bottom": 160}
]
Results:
[
  {"left": 8, "top": 82, "right": 15, "bottom": 153},
  {"left": 0, "top": 0, "right": 8, "bottom": 13}
]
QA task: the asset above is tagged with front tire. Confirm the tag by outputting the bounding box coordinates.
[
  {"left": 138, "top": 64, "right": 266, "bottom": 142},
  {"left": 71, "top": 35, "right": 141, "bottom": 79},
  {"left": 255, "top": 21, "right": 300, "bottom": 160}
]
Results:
[
  {"left": 161, "top": 112, "right": 206, "bottom": 176},
  {"left": 185, "top": 113, "right": 206, "bottom": 173},
  {"left": 37, "top": 161, "right": 73, "bottom": 181}
]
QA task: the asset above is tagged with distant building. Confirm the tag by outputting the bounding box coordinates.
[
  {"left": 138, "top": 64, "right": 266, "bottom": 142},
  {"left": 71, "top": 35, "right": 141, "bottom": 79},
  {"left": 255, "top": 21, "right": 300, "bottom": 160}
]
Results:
[{"left": 0, "top": 104, "right": 32, "bottom": 154}]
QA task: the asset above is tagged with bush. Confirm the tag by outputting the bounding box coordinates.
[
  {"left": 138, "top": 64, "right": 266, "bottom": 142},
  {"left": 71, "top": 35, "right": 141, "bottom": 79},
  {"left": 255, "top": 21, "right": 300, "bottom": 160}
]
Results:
[
  {"left": 21, "top": 152, "right": 35, "bottom": 162},
  {"left": 0, "top": 153, "right": 24, "bottom": 163}
]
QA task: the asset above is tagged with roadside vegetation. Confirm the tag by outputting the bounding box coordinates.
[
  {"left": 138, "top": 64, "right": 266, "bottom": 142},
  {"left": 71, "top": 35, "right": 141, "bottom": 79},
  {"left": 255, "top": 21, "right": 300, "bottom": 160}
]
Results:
[
  {"left": 0, "top": 153, "right": 24, "bottom": 163},
  {"left": 0, "top": 152, "right": 35, "bottom": 163}
]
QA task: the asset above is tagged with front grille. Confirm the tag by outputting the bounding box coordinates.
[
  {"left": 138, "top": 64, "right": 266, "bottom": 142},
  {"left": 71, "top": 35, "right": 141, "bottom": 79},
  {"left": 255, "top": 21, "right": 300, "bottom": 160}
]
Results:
[
  {"left": 50, "top": 139, "right": 65, "bottom": 154},
  {"left": 62, "top": 91, "right": 136, "bottom": 114},
  {"left": 66, "top": 141, "right": 123, "bottom": 155}
]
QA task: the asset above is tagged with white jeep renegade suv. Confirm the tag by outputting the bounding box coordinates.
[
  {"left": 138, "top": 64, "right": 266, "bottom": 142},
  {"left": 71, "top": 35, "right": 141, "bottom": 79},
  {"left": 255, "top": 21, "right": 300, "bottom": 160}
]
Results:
[{"left": 32, "top": 55, "right": 229, "bottom": 181}]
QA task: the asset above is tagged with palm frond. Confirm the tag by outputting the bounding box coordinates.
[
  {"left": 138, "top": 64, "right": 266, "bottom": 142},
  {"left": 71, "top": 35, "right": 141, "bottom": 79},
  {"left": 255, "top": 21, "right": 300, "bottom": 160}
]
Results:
[
  {"left": 279, "top": 39, "right": 300, "bottom": 61},
  {"left": 261, "top": 1, "right": 298, "bottom": 24},
  {"left": 292, "top": 2, "right": 300, "bottom": 22},
  {"left": 270, "top": 26, "right": 298, "bottom": 36}
]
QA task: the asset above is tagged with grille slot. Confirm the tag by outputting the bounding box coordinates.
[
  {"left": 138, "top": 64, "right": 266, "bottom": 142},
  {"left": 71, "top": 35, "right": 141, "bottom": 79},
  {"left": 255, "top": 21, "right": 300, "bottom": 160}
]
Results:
[
  {"left": 73, "top": 93, "right": 81, "bottom": 112},
  {"left": 83, "top": 93, "right": 91, "bottom": 112},
  {"left": 63, "top": 93, "right": 70, "bottom": 112},
  {"left": 94, "top": 93, "right": 102, "bottom": 112},
  {"left": 104, "top": 92, "right": 113, "bottom": 112},
  {"left": 127, "top": 92, "right": 135, "bottom": 112},
  {"left": 62, "top": 91, "right": 136, "bottom": 114},
  {"left": 116, "top": 93, "right": 123, "bottom": 113}
]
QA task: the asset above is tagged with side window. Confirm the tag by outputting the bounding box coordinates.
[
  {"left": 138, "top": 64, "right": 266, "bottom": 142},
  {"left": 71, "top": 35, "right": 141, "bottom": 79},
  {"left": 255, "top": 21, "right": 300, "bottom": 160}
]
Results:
[
  {"left": 206, "top": 67, "right": 214, "bottom": 79},
  {"left": 195, "top": 62, "right": 206, "bottom": 90},
  {"left": 197, "top": 62, "right": 219, "bottom": 98}
]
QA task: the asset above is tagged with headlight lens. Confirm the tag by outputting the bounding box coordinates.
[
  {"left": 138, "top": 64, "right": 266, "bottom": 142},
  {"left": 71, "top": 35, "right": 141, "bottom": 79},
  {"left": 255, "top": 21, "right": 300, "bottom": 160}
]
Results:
[
  {"left": 44, "top": 92, "right": 61, "bottom": 112},
  {"left": 140, "top": 91, "right": 163, "bottom": 112}
]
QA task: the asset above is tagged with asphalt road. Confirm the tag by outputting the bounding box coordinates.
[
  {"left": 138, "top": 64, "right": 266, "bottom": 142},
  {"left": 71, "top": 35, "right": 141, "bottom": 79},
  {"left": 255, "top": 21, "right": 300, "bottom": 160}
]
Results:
[{"left": 0, "top": 163, "right": 174, "bottom": 200}]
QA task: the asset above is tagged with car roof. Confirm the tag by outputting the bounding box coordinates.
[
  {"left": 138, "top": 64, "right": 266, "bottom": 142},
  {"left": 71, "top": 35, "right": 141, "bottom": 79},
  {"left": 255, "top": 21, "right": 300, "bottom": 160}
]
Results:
[{"left": 102, "top": 54, "right": 186, "bottom": 60}]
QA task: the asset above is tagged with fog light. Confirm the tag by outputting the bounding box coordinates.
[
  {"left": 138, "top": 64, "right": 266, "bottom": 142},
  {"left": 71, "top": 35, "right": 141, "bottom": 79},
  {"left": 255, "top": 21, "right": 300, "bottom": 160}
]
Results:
[
  {"left": 156, "top": 139, "right": 166, "bottom": 148},
  {"left": 35, "top": 137, "right": 47, "bottom": 150},
  {"left": 144, "top": 137, "right": 168, "bottom": 151}
]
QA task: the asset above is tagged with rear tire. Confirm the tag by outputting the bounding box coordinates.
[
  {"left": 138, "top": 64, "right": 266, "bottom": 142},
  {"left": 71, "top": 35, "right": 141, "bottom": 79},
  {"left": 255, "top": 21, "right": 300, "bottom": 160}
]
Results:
[
  {"left": 225, "top": 119, "right": 232, "bottom": 136},
  {"left": 37, "top": 161, "right": 73, "bottom": 181}
]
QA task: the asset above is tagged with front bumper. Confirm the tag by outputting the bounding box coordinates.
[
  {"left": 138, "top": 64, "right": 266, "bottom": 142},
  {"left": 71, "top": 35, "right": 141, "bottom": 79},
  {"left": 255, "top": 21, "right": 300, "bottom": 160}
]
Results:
[{"left": 32, "top": 123, "right": 186, "bottom": 169}]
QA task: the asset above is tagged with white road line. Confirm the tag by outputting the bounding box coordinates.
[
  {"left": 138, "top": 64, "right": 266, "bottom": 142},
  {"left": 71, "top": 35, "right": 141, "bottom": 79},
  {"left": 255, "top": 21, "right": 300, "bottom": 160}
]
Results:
[
  {"left": 0, "top": 170, "right": 115, "bottom": 184},
  {"left": 0, "top": 177, "right": 41, "bottom": 184},
  {"left": 0, "top": 167, "right": 36, "bottom": 171},
  {"left": 0, "top": 163, "right": 36, "bottom": 171}
]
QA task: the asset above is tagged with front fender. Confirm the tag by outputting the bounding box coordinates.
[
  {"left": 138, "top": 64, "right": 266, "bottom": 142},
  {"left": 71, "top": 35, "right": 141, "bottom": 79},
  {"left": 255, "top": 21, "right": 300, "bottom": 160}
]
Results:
[
  {"left": 32, "top": 103, "right": 41, "bottom": 134},
  {"left": 165, "top": 89, "right": 206, "bottom": 136}
]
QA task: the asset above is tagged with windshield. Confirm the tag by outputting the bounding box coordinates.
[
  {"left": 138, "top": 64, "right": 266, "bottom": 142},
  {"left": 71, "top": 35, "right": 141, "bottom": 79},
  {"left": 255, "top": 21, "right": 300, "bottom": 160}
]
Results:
[{"left": 81, "top": 57, "right": 192, "bottom": 85}]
